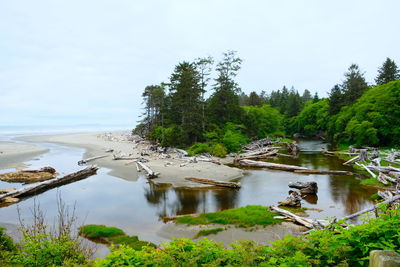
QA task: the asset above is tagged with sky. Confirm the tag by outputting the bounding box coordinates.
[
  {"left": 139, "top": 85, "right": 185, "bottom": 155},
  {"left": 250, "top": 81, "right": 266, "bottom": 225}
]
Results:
[{"left": 0, "top": 0, "right": 399, "bottom": 128}]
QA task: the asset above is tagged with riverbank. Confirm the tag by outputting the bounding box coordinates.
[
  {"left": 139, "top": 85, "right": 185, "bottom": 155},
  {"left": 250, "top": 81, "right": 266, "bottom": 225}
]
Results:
[
  {"left": 19, "top": 132, "right": 243, "bottom": 186},
  {"left": 0, "top": 142, "right": 49, "bottom": 170}
]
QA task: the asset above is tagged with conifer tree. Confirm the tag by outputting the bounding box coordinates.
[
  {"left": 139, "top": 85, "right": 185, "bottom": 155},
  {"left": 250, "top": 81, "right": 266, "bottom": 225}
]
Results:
[
  {"left": 341, "top": 64, "right": 369, "bottom": 106},
  {"left": 207, "top": 51, "right": 243, "bottom": 126},
  {"left": 375, "top": 57, "right": 400, "bottom": 85},
  {"left": 328, "top": 84, "right": 343, "bottom": 115}
]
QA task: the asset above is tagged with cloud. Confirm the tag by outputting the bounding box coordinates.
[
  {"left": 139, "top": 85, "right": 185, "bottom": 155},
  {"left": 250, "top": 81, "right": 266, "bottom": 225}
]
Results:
[{"left": 0, "top": 0, "right": 399, "bottom": 126}]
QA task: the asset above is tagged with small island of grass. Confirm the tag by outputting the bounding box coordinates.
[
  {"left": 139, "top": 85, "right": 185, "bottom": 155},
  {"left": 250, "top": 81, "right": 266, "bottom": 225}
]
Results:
[
  {"left": 79, "top": 224, "right": 156, "bottom": 250},
  {"left": 175, "top": 205, "right": 283, "bottom": 227}
]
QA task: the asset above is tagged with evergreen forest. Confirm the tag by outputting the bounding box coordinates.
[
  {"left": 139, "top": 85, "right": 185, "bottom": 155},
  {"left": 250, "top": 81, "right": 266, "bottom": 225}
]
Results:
[{"left": 134, "top": 53, "right": 400, "bottom": 153}]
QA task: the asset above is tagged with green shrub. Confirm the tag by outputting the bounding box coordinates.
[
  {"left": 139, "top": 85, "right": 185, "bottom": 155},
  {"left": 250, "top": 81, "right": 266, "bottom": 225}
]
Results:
[
  {"left": 79, "top": 224, "right": 125, "bottom": 239},
  {"left": 109, "top": 235, "right": 156, "bottom": 250},
  {"left": 210, "top": 143, "right": 227, "bottom": 157},
  {"left": 96, "top": 207, "right": 400, "bottom": 266},
  {"left": 222, "top": 123, "right": 249, "bottom": 152},
  {"left": 187, "top": 143, "right": 210, "bottom": 156}
]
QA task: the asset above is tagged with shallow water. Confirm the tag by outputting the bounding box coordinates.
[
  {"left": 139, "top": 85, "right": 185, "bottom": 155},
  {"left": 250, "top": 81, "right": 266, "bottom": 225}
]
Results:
[{"left": 0, "top": 139, "right": 376, "bottom": 246}]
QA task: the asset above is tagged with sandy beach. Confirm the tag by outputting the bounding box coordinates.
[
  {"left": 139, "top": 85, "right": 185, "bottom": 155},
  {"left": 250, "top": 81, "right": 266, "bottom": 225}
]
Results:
[
  {"left": 19, "top": 131, "right": 243, "bottom": 186},
  {"left": 0, "top": 141, "right": 49, "bottom": 170}
]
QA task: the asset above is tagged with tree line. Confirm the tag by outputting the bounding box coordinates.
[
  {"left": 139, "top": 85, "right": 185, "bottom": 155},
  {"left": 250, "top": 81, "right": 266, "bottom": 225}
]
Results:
[{"left": 134, "top": 54, "right": 400, "bottom": 151}]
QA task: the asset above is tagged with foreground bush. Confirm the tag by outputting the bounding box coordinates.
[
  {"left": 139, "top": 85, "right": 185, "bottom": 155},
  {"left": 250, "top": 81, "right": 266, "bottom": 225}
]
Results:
[{"left": 96, "top": 207, "right": 400, "bottom": 266}]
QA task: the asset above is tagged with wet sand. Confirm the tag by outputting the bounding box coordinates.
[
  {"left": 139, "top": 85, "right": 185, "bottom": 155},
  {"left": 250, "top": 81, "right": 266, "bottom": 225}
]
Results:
[
  {"left": 0, "top": 141, "right": 49, "bottom": 170},
  {"left": 20, "top": 132, "right": 243, "bottom": 186}
]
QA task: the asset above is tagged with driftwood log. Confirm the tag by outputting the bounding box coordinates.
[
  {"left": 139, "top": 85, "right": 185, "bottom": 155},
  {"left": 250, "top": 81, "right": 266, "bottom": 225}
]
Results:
[
  {"left": 286, "top": 142, "right": 299, "bottom": 155},
  {"left": 239, "top": 159, "right": 308, "bottom": 171},
  {"left": 184, "top": 177, "right": 241, "bottom": 189},
  {"left": 289, "top": 181, "right": 318, "bottom": 194},
  {"left": 294, "top": 169, "right": 352, "bottom": 175},
  {"left": 78, "top": 155, "right": 108, "bottom": 165},
  {"left": 0, "top": 166, "right": 98, "bottom": 204},
  {"left": 235, "top": 149, "right": 278, "bottom": 162},
  {"left": 113, "top": 155, "right": 138, "bottom": 160},
  {"left": 137, "top": 161, "right": 159, "bottom": 178},
  {"left": 270, "top": 206, "right": 314, "bottom": 228}
]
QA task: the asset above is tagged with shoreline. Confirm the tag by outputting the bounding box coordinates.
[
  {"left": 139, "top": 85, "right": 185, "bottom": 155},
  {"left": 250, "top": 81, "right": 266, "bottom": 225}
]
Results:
[
  {"left": 16, "top": 131, "right": 244, "bottom": 186},
  {"left": 0, "top": 141, "right": 49, "bottom": 170}
]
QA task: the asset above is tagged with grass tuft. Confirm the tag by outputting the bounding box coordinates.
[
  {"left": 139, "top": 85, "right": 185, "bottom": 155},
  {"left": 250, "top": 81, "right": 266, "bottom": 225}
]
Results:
[
  {"left": 175, "top": 205, "right": 282, "bottom": 227},
  {"left": 195, "top": 228, "right": 225, "bottom": 238}
]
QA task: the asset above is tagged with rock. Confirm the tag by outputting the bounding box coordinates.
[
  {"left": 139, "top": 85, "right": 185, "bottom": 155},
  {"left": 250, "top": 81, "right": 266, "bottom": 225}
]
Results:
[
  {"left": 369, "top": 250, "right": 400, "bottom": 267},
  {"left": 289, "top": 181, "right": 318, "bottom": 195},
  {"left": 0, "top": 188, "right": 16, "bottom": 194},
  {"left": 278, "top": 191, "right": 302, "bottom": 207}
]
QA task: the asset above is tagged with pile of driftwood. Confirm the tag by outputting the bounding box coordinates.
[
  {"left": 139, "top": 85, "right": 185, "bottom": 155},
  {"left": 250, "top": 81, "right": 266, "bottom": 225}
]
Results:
[
  {"left": 271, "top": 190, "right": 400, "bottom": 230},
  {"left": 0, "top": 166, "right": 98, "bottom": 205}
]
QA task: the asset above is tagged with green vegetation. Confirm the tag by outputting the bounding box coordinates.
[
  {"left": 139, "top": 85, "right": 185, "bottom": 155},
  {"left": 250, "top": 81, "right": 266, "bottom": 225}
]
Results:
[
  {"left": 79, "top": 224, "right": 156, "bottom": 250},
  {"left": 96, "top": 207, "right": 400, "bottom": 266},
  {"left": 135, "top": 54, "right": 400, "bottom": 151},
  {"left": 195, "top": 227, "right": 226, "bottom": 238},
  {"left": 79, "top": 224, "right": 124, "bottom": 239},
  {"left": 175, "top": 205, "right": 282, "bottom": 227}
]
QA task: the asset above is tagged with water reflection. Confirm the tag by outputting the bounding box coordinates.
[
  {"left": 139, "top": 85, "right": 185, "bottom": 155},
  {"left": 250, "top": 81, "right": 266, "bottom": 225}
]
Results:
[{"left": 0, "top": 139, "right": 376, "bottom": 245}]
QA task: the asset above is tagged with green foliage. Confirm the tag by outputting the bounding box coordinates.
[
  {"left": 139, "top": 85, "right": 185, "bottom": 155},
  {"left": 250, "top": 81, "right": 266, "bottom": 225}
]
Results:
[
  {"left": 0, "top": 227, "right": 15, "bottom": 253},
  {"left": 195, "top": 228, "right": 226, "bottom": 238},
  {"left": 108, "top": 236, "right": 156, "bottom": 250},
  {"left": 79, "top": 224, "right": 125, "bottom": 239},
  {"left": 241, "top": 104, "right": 284, "bottom": 138},
  {"left": 12, "top": 232, "right": 88, "bottom": 266},
  {"left": 79, "top": 224, "right": 156, "bottom": 251},
  {"left": 210, "top": 143, "right": 227, "bottom": 157},
  {"left": 329, "top": 81, "right": 400, "bottom": 146},
  {"left": 360, "top": 178, "right": 387, "bottom": 186},
  {"left": 289, "top": 99, "right": 329, "bottom": 136},
  {"left": 97, "top": 208, "right": 400, "bottom": 266},
  {"left": 187, "top": 143, "right": 210, "bottom": 156},
  {"left": 175, "top": 205, "right": 282, "bottom": 227},
  {"left": 222, "top": 123, "right": 249, "bottom": 153}
]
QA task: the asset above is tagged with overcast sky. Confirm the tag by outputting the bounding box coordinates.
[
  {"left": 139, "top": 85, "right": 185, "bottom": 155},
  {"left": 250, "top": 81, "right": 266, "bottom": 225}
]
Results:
[{"left": 0, "top": 0, "right": 399, "bottom": 127}]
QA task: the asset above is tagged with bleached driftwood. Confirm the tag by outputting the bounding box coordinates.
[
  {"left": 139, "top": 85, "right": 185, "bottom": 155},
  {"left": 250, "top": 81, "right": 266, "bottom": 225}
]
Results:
[
  {"left": 78, "top": 155, "right": 108, "bottom": 165},
  {"left": 113, "top": 155, "right": 137, "bottom": 160},
  {"left": 270, "top": 206, "right": 314, "bottom": 228},
  {"left": 137, "top": 161, "right": 159, "bottom": 179},
  {"left": 0, "top": 167, "right": 98, "bottom": 204},
  {"left": 343, "top": 155, "right": 359, "bottom": 165},
  {"left": 185, "top": 177, "right": 241, "bottom": 189},
  {"left": 294, "top": 169, "right": 352, "bottom": 175},
  {"left": 239, "top": 159, "right": 308, "bottom": 171},
  {"left": 236, "top": 149, "right": 278, "bottom": 161},
  {"left": 377, "top": 173, "right": 389, "bottom": 185},
  {"left": 355, "top": 163, "right": 376, "bottom": 178},
  {"left": 135, "top": 162, "right": 141, "bottom": 172},
  {"left": 342, "top": 194, "right": 400, "bottom": 220}
]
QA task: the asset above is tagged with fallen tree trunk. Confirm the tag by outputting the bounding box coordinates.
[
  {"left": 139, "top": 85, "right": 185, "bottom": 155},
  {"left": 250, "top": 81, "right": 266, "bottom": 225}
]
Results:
[
  {"left": 0, "top": 167, "right": 98, "bottom": 204},
  {"left": 137, "top": 162, "right": 159, "bottom": 178},
  {"left": 270, "top": 205, "right": 314, "bottom": 228},
  {"left": 236, "top": 149, "right": 278, "bottom": 161},
  {"left": 239, "top": 159, "right": 308, "bottom": 171},
  {"left": 343, "top": 155, "right": 359, "bottom": 165},
  {"left": 113, "top": 155, "right": 138, "bottom": 160},
  {"left": 294, "top": 169, "right": 352, "bottom": 175},
  {"left": 341, "top": 194, "right": 400, "bottom": 220},
  {"left": 185, "top": 177, "right": 241, "bottom": 188},
  {"left": 78, "top": 155, "right": 108, "bottom": 165}
]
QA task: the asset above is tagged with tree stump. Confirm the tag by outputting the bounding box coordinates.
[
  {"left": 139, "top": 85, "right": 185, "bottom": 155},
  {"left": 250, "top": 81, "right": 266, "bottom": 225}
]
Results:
[{"left": 289, "top": 181, "right": 318, "bottom": 194}]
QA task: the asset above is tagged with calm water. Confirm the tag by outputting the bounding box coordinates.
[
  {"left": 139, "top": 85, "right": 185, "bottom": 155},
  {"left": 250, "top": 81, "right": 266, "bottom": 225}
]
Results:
[{"left": 0, "top": 139, "right": 375, "bottom": 245}]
